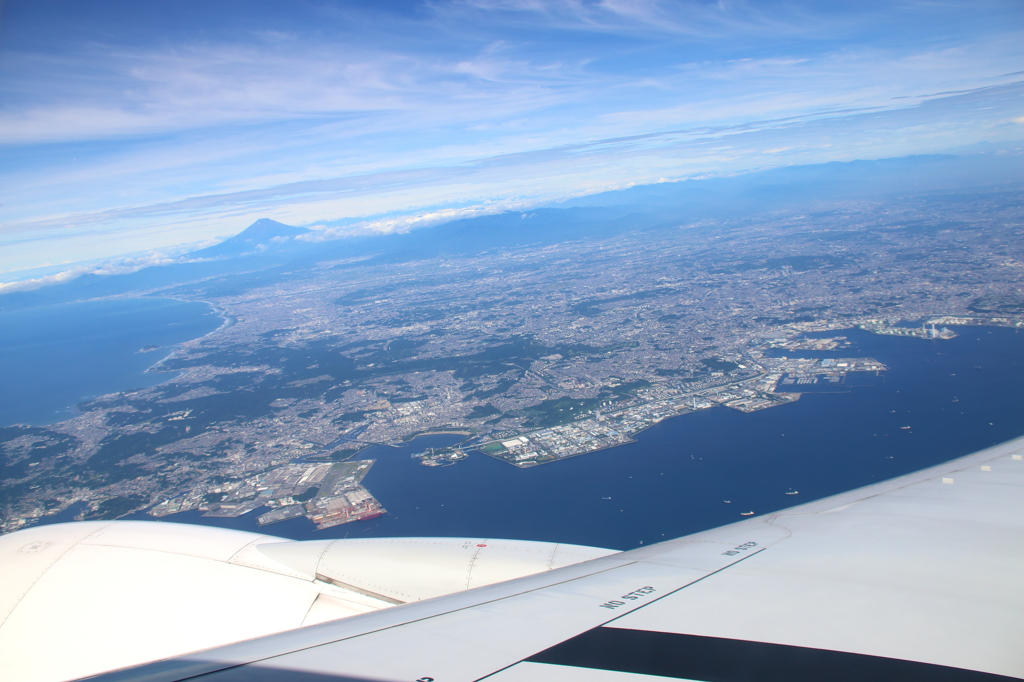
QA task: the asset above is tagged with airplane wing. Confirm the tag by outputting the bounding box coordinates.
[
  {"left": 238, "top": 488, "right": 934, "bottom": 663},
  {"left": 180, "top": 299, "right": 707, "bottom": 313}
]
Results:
[{"left": 83, "top": 434, "right": 1024, "bottom": 682}]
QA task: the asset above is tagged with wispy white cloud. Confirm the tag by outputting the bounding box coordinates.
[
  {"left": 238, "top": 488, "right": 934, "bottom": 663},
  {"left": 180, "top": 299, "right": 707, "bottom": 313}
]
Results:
[
  {"left": 0, "top": 247, "right": 221, "bottom": 292},
  {"left": 0, "top": 268, "right": 94, "bottom": 293},
  {"left": 443, "top": 0, "right": 853, "bottom": 39},
  {"left": 0, "top": 0, "right": 1021, "bottom": 274},
  {"left": 305, "top": 203, "right": 526, "bottom": 241}
]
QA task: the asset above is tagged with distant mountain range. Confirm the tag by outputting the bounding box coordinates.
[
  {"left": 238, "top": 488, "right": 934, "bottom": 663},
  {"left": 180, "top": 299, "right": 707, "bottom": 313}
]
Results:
[
  {"left": 187, "top": 219, "right": 312, "bottom": 259},
  {"left": 2, "top": 152, "right": 1019, "bottom": 312}
]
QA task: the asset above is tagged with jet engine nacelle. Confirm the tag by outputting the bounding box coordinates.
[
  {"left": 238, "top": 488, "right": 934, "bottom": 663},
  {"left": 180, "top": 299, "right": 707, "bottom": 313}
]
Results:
[{"left": 0, "top": 520, "right": 615, "bottom": 682}]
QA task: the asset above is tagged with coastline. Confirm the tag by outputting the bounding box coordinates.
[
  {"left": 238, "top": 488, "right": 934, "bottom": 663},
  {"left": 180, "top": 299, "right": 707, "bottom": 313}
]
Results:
[
  {"left": 126, "top": 324, "right": 1024, "bottom": 549},
  {"left": 144, "top": 297, "right": 233, "bottom": 376}
]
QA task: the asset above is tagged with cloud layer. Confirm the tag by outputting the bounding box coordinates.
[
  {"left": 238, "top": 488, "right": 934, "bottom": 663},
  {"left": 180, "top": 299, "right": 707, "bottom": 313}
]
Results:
[{"left": 1, "top": 0, "right": 1021, "bottom": 276}]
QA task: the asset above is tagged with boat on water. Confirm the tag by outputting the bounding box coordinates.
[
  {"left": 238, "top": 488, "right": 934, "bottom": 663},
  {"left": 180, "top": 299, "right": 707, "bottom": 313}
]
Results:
[
  {"left": 602, "top": 497, "right": 612, "bottom": 500},
  {"left": 741, "top": 511, "right": 755, "bottom": 516},
  {"left": 785, "top": 491, "right": 799, "bottom": 495}
]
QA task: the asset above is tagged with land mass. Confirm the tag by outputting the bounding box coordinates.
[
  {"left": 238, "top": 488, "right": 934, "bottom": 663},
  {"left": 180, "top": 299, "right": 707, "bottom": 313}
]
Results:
[{"left": 2, "top": 177, "right": 1023, "bottom": 532}]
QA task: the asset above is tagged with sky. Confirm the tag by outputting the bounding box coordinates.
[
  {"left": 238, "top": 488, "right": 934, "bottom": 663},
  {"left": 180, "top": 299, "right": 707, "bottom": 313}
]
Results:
[{"left": 0, "top": 0, "right": 1022, "bottom": 283}]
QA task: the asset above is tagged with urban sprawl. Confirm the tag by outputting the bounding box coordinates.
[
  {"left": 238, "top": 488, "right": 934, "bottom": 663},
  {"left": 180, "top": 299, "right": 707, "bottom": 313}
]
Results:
[{"left": 2, "top": 187, "right": 1022, "bottom": 532}]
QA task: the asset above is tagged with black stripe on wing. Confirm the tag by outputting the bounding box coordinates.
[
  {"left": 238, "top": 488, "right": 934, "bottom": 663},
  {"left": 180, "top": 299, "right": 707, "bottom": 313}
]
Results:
[{"left": 526, "top": 627, "right": 1018, "bottom": 682}]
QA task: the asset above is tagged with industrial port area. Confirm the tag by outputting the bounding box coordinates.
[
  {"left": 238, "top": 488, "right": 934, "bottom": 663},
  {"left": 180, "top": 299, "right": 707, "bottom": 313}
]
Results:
[
  {"left": 473, "top": 340, "right": 889, "bottom": 468},
  {"left": 150, "top": 459, "right": 385, "bottom": 529}
]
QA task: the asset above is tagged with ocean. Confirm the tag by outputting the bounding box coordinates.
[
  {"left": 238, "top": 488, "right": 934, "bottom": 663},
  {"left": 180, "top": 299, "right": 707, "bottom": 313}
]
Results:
[
  {"left": 128, "top": 325, "right": 1024, "bottom": 550},
  {"left": 0, "top": 297, "right": 222, "bottom": 427}
]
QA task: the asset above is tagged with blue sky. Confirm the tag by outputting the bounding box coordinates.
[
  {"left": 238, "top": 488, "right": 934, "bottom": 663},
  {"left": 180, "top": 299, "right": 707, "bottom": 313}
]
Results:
[{"left": 0, "top": 0, "right": 1021, "bottom": 286}]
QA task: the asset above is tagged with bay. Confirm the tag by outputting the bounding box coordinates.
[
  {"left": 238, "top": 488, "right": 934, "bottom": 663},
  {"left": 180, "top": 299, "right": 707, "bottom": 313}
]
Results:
[
  {"left": 0, "top": 297, "right": 222, "bottom": 427},
  {"left": 134, "top": 325, "right": 1024, "bottom": 550}
]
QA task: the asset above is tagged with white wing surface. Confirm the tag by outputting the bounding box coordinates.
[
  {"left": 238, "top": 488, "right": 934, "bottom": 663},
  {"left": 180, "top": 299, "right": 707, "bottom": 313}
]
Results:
[{"left": 79, "top": 435, "right": 1024, "bottom": 682}]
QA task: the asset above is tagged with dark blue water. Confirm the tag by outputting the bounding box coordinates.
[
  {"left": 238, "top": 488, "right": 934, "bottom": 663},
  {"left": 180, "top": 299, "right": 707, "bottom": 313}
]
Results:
[
  {"left": 134, "top": 326, "right": 1024, "bottom": 550},
  {"left": 0, "top": 298, "right": 222, "bottom": 427}
]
